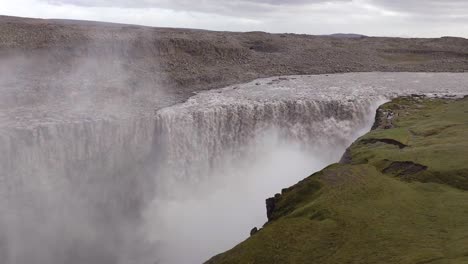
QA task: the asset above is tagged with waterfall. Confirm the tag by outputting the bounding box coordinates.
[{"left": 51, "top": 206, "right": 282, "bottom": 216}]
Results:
[
  {"left": 1, "top": 72, "right": 467, "bottom": 264},
  {"left": 149, "top": 97, "right": 384, "bottom": 264},
  {"left": 153, "top": 98, "right": 383, "bottom": 195},
  {"left": 0, "top": 118, "right": 158, "bottom": 264}
]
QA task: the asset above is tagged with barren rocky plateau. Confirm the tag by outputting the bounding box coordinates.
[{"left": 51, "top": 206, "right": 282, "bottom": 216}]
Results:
[{"left": 1, "top": 15, "right": 467, "bottom": 106}]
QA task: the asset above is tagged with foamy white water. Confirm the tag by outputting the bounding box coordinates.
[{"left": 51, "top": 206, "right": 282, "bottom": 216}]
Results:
[{"left": 1, "top": 73, "right": 467, "bottom": 264}]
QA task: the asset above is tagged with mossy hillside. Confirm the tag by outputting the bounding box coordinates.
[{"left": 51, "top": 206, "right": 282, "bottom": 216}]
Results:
[
  {"left": 206, "top": 96, "right": 468, "bottom": 264},
  {"left": 347, "top": 96, "right": 468, "bottom": 190}
]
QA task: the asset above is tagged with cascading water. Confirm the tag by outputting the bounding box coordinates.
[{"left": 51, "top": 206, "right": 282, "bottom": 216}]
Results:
[
  {"left": 0, "top": 117, "right": 158, "bottom": 264},
  {"left": 1, "top": 73, "right": 467, "bottom": 264},
  {"left": 149, "top": 97, "right": 384, "bottom": 264},
  {"left": 152, "top": 98, "right": 383, "bottom": 195}
]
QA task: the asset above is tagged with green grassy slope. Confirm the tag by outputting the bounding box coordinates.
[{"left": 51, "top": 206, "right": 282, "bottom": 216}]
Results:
[{"left": 206, "top": 96, "right": 468, "bottom": 264}]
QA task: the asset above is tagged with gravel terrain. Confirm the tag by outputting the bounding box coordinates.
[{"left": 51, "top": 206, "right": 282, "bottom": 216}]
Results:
[{"left": 1, "top": 15, "right": 468, "bottom": 107}]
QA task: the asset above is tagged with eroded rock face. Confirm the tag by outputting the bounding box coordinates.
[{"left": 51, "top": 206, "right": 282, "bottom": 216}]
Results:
[
  {"left": 360, "top": 138, "right": 407, "bottom": 149},
  {"left": 250, "top": 227, "right": 258, "bottom": 236},
  {"left": 266, "top": 194, "right": 282, "bottom": 222},
  {"left": 371, "top": 108, "right": 395, "bottom": 130},
  {"left": 382, "top": 161, "right": 428, "bottom": 176}
]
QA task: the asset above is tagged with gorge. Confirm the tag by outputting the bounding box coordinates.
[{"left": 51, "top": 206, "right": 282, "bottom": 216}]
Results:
[
  {"left": 1, "top": 15, "right": 468, "bottom": 264},
  {"left": 1, "top": 70, "right": 467, "bottom": 263}
]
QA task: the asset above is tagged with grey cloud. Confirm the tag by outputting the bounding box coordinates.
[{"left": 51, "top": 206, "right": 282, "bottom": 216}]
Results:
[
  {"left": 43, "top": 0, "right": 468, "bottom": 18},
  {"left": 28, "top": 0, "right": 468, "bottom": 37},
  {"left": 368, "top": 0, "right": 468, "bottom": 15},
  {"left": 44, "top": 0, "right": 349, "bottom": 15},
  {"left": 46, "top": 0, "right": 341, "bottom": 7},
  {"left": 45, "top": 0, "right": 325, "bottom": 8}
]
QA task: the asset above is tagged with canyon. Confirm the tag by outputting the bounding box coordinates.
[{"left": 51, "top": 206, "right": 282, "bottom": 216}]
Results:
[{"left": 1, "top": 16, "right": 468, "bottom": 264}]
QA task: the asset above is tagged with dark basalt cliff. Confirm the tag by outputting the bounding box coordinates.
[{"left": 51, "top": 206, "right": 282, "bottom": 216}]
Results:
[{"left": 206, "top": 95, "right": 468, "bottom": 264}]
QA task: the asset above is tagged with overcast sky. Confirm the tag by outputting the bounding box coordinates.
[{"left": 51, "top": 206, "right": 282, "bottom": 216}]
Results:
[{"left": 1, "top": 0, "right": 467, "bottom": 37}]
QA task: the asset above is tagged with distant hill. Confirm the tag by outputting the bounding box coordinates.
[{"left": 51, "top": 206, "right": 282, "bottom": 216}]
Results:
[{"left": 328, "top": 33, "right": 368, "bottom": 38}]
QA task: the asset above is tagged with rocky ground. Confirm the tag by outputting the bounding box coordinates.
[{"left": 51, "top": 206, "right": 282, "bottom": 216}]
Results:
[
  {"left": 1, "top": 15, "right": 468, "bottom": 105},
  {"left": 206, "top": 95, "right": 468, "bottom": 264}
]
